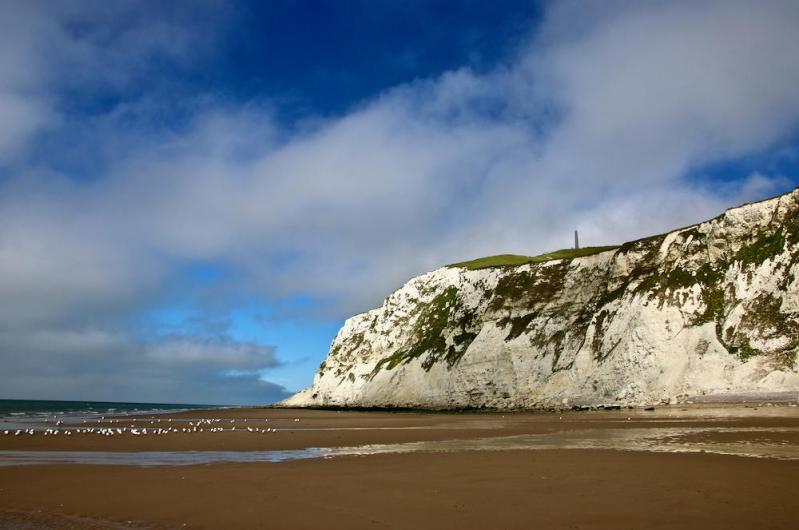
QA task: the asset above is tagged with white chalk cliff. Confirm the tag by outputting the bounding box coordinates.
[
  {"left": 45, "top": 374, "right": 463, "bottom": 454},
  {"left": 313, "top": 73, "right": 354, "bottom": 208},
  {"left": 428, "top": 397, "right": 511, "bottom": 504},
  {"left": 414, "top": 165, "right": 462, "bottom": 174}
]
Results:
[{"left": 283, "top": 189, "right": 799, "bottom": 408}]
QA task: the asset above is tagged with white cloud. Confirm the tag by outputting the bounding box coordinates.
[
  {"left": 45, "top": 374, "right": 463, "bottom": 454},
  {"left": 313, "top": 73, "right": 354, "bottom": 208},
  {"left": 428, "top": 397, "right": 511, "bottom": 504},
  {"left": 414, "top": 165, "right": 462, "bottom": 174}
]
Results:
[
  {"left": 536, "top": 0, "right": 799, "bottom": 176},
  {"left": 0, "top": 327, "right": 283, "bottom": 404},
  {"left": 0, "top": 0, "right": 225, "bottom": 165},
  {"left": 144, "top": 336, "right": 277, "bottom": 369},
  {"left": 1, "top": 0, "right": 799, "bottom": 398}
]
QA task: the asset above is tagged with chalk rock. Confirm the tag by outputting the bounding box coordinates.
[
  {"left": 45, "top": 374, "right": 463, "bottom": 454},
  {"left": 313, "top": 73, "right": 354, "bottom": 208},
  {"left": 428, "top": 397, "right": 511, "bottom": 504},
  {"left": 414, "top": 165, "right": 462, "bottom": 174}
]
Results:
[{"left": 282, "top": 189, "right": 799, "bottom": 408}]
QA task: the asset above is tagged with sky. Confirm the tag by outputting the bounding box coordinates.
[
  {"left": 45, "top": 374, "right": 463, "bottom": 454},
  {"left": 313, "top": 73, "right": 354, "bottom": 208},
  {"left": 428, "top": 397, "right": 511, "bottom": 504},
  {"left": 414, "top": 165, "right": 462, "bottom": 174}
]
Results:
[{"left": 1, "top": 0, "right": 799, "bottom": 405}]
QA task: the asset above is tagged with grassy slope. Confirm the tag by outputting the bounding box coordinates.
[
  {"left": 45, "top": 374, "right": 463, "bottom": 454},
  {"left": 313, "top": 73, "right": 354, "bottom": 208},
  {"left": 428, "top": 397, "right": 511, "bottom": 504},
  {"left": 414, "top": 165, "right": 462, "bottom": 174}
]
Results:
[{"left": 449, "top": 246, "right": 620, "bottom": 271}]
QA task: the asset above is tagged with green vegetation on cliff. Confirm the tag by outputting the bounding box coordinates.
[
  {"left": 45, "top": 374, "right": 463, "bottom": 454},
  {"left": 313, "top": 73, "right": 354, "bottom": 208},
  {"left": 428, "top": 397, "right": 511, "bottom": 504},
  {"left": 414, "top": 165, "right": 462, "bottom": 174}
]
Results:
[
  {"left": 360, "top": 191, "right": 799, "bottom": 380},
  {"left": 450, "top": 246, "right": 619, "bottom": 271},
  {"left": 370, "top": 286, "right": 478, "bottom": 376}
]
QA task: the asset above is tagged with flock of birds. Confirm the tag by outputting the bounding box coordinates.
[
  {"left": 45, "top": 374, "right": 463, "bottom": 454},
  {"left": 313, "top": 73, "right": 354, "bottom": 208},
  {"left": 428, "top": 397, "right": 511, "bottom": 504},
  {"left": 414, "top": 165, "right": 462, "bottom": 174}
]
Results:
[{"left": 1, "top": 416, "right": 303, "bottom": 437}]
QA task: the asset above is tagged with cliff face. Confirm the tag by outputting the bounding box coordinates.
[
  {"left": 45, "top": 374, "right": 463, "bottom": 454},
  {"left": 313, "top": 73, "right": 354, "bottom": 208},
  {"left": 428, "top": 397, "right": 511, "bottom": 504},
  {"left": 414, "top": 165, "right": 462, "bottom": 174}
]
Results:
[{"left": 283, "top": 189, "right": 799, "bottom": 408}]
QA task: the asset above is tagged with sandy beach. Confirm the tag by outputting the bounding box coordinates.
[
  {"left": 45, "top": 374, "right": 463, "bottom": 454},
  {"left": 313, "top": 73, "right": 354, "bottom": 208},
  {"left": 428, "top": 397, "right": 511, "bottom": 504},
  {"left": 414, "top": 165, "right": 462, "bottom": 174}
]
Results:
[{"left": 2, "top": 406, "right": 799, "bottom": 529}]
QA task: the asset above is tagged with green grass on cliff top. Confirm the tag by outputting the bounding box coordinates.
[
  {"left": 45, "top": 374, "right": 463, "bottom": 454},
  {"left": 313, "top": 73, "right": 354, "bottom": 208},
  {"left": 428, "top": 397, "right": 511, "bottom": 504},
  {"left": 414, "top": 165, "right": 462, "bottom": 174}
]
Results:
[{"left": 449, "top": 246, "right": 620, "bottom": 270}]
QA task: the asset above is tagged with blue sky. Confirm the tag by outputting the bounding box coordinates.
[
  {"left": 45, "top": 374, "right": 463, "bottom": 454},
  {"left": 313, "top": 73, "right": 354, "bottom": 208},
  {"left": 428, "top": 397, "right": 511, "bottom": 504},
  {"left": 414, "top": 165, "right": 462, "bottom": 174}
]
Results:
[{"left": 1, "top": 0, "right": 799, "bottom": 405}]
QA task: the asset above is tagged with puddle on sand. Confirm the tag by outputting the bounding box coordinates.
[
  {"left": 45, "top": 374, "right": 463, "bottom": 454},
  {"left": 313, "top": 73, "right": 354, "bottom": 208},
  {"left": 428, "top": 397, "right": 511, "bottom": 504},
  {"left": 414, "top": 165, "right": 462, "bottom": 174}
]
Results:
[
  {"left": 0, "top": 448, "right": 333, "bottom": 467},
  {"left": 2, "top": 426, "right": 799, "bottom": 467}
]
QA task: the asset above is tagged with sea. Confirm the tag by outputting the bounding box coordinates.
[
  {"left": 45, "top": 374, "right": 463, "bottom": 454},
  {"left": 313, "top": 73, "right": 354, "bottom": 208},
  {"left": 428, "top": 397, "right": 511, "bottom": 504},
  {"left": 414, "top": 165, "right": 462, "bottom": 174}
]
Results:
[{"left": 0, "top": 399, "right": 221, "bottom": 428}]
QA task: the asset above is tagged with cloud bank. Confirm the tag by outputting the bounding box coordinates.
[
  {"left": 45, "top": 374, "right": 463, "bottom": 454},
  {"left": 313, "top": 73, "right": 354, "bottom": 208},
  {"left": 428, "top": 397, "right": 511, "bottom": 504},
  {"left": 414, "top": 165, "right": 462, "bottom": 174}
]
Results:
[{"left": 1, "top": 0, "right": 799, "bottom": 402}]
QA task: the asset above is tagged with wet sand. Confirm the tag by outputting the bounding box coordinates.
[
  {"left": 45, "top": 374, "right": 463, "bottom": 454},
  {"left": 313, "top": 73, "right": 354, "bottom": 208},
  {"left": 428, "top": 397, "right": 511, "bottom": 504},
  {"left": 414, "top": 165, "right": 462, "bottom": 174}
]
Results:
[{"left": 2, "top": 406, "right": 799, "bottom": 528}]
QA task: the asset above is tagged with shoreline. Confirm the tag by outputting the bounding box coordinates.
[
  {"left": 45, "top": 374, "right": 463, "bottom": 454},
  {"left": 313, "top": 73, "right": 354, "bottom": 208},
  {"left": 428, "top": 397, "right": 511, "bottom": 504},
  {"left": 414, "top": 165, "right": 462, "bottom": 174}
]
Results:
[{"left": 3, "top": 401, "right": 799, "bottom": 451}]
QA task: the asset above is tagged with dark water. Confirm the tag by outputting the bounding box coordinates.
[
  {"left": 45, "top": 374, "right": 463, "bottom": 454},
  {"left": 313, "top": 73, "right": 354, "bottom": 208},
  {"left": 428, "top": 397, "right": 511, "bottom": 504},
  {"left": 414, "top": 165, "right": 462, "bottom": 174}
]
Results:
[{"left": 0, "top": 399, "right": 219, "bottom": 419}]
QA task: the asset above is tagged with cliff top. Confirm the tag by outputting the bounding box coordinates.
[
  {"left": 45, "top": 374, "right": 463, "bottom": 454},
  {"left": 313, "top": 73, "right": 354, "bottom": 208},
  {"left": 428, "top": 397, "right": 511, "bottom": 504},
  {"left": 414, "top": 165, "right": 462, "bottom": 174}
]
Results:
[
  {"left": 449, "top": 246, "right": 619, "bottom": 271},
  {"left": 448, "top": 187, "right": 799, "bottom": 272}
]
